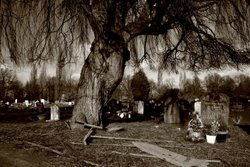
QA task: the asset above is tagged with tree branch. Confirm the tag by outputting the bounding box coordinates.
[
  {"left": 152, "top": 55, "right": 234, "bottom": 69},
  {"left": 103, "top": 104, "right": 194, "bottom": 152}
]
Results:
[{"left": 125, "top": 2, "right": 157, "bottom": 40}]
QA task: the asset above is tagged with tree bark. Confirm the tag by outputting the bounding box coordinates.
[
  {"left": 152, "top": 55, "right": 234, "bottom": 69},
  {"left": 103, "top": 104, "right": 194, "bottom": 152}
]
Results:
[{"left": 71, "top": 37, "right": 128, "bottom": 129}]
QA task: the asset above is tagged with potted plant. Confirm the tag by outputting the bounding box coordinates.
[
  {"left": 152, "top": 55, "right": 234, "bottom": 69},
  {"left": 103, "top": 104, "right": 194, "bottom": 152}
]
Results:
[
  {"left": 216, "top": 117, "right": 229, "bottom": 142},
  {"left": 204, "top": 120, "right": 220, "bottom": 144},
  {"left": 186, "top": 112, "right": 204, "bottom": 142}
]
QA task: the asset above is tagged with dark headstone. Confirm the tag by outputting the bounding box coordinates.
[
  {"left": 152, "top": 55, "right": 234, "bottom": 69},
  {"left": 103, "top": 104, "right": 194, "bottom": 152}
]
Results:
[
  {"left": 200, "top": 94, "right": 229, "bottom": 126},
  {"left": 230, "top": 97, "right": 250, "bottom": 125}
]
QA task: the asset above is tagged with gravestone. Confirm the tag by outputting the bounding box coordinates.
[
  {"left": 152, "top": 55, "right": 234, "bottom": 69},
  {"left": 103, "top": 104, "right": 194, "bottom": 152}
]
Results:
[
  {"left": 138, "top": 101, "right": 144, "bottom": 115},
  {"left": 200, "top": 94, "right": 229, "bottom": 126},
  {"left": 50, "top": 104, "right": 60, "bottom": 121},
  {"left": 41, "top": 99, "right": 45, "bottom": 104},
  {"left": 133, "top": 101, "right": 138, "bottom": 114},
  {"left": 194, "top": 99, "right": 201, "bottom": 116},
  {"left": 164, "top": 102, "right": 180, "bottom": 123},
  {"left": 230, "top": 97, "right": 250, "bottom": 125},
  {"left": 163, "top": 89, "right": 180, "bottom": 124},
  {"left": 37, "top": 101, "right": 44, "bottom": 114},
  {"left": 24, "top": 100, "right": 29, "bottom": 107}
]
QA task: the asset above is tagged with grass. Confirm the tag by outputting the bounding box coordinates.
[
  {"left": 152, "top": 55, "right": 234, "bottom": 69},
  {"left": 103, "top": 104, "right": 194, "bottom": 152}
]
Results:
[{"left": 0, "top": 113, "right": 249, "bottom": 167}]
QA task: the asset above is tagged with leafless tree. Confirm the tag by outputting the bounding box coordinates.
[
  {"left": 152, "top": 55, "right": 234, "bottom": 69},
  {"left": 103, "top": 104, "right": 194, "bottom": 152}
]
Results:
[
  {"left": 220, "top": 75, "right": 236, "bottom": 97},
  {"left": 180, "top": 74, "right": 204, "bottom": 100},
  {"left": 0, "top": 67, "right": 18, "bottom": 101},
  {"left": 0, "top": 0, "right": 250, "bottom": 128},
  {"left": 38, "top": 64, "right": 47, "bottom": 99},
  {"left": 25, "top": 64, "right": 39, "bottom": 101},
  {"left": 204, "top": 73, "right": 224, "bottom": 94},
  {"left": 234, "top": 74, "right": 250, "bottom": 97}
]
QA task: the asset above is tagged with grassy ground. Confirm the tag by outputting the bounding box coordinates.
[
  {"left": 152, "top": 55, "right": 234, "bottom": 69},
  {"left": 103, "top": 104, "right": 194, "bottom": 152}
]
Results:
[{"left": 0, "top": 112, "right": 249, "bottom": 167}]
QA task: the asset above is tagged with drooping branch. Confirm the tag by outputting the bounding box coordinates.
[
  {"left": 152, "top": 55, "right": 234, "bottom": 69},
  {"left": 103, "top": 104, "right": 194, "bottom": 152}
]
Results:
[
  {"left": 125, "top": 2, "right": 156, "bottom": 40},
  {"left": 0, "top": 0, "right": 249, "bottom": 73},
  {"left": 153, "top": 0, "right": 250, "bottom": 71},
  {"left": 0, "top": 0, "right": 92, "bottom": 65}
]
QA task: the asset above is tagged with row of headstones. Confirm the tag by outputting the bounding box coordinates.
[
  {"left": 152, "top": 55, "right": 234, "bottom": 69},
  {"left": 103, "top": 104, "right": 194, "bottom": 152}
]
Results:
[
  {"left": 135, "top": 94, "right": 231, "bottom": 126},
  {"left": 48, "top": 94, "right": 249, "bottom": 124},
  {"left": 163, "top": 94, "right": 250, "bottom": 125}
]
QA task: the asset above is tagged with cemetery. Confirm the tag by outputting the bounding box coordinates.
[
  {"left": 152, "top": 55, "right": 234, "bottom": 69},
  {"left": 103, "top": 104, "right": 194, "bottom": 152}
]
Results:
[
  {"left": 0, "top": 68, "right": 250, "bottom": 167},
  {"left": 0, "top": 0, "right": 250, "bottom": 166},
  {"left": 0, "top": 91, "right": 250, "bottom": 166}
]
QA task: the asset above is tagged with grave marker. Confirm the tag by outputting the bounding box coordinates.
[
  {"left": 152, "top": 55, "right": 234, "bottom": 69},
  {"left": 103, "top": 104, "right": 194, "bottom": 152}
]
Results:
[
  {"left": 201, "top": 94, "right": 229, "bottom": 126},
  {"left": 41, "top": 99, "right": 45, "bottom": 104},
  {"left": 230, "top": 97, "right": 250, "bottom": 125},
  {"left": 164, "top": 102, "right": 180, "bottom": 124},
  {"left": 138, "top": 101, "right": 144, "bottom": 115},
  {"left": 163, "top": 89, "right": 180, "bottom": 124},
  {"left": 24, "top": 100, "right": 29, "bottom": 107},
  {"left": 50, "top": 104, "right": 60, "bottom": 121}
]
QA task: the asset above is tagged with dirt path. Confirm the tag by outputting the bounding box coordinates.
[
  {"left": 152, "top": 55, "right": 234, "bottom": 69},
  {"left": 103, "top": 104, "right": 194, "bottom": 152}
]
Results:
[{"left": 0, "top": 143, "right": 53, "bottom": 167}]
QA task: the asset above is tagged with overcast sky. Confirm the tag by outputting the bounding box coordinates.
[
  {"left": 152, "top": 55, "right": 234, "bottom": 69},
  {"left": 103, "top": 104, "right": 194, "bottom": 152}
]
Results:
[{"left": 14, "top": 58, "right": 250, "bottom": 88}]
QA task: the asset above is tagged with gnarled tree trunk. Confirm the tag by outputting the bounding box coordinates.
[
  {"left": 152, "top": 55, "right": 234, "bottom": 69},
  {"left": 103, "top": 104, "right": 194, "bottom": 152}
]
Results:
[{"left": 71, "top": 37, "right": 128, "bottom": 129}]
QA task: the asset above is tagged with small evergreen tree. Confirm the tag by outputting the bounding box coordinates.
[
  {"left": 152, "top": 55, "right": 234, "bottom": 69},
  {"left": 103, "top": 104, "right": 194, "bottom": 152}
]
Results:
[{"left": 131, "top": 70, "right": 150, "bottom": 101}]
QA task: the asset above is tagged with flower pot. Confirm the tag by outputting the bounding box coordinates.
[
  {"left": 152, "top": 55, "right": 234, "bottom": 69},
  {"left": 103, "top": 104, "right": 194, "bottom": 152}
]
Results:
[
  {"left": 216, "top": 131, "right": 228, "bottom": 143},
  {"left": 206, "top": 134, "right": 217, "bottom": 144}
]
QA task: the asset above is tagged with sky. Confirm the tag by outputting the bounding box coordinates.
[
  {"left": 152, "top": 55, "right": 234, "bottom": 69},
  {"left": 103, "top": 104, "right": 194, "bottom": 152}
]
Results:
[
  {"left": 11, "top": 53, "right": 250, "bottom": 88},
  {"left": 15, "top": 63, "right": 82, "bottom": 84},
  {"left": 14, "top": 60, "right": 249, "bottom": 89},
  {"left": 11, "top": 41, "right": 250, "bottom": 88}
]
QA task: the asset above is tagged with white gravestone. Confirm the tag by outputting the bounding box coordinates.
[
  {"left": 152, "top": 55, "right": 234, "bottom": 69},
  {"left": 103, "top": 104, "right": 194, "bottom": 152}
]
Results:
[
  {"left": 138, "top": 101, "right": 144, "bottom": 115},
  {"left": 41, "top": 99, "right": 45, "bottom": 104},
  {"left": 194, "top": 100, "right": 201, "bottom": 116},
  {"left": 50, "top": 104, "right": 60, "bottom": 121},
  {"left": 24, "top": 100, "right": 29, "bottom": 107}
]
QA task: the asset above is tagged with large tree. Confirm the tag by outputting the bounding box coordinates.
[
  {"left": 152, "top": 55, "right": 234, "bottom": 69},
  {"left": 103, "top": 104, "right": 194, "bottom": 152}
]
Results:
[{"left": 0, "top": 0, "right": 250, "bottom": 128}]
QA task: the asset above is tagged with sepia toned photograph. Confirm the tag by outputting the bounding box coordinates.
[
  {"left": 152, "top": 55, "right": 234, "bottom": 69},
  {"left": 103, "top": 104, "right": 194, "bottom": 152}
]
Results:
[{"left": 0, "top": 0, "right": 249, "bottom": 166}]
